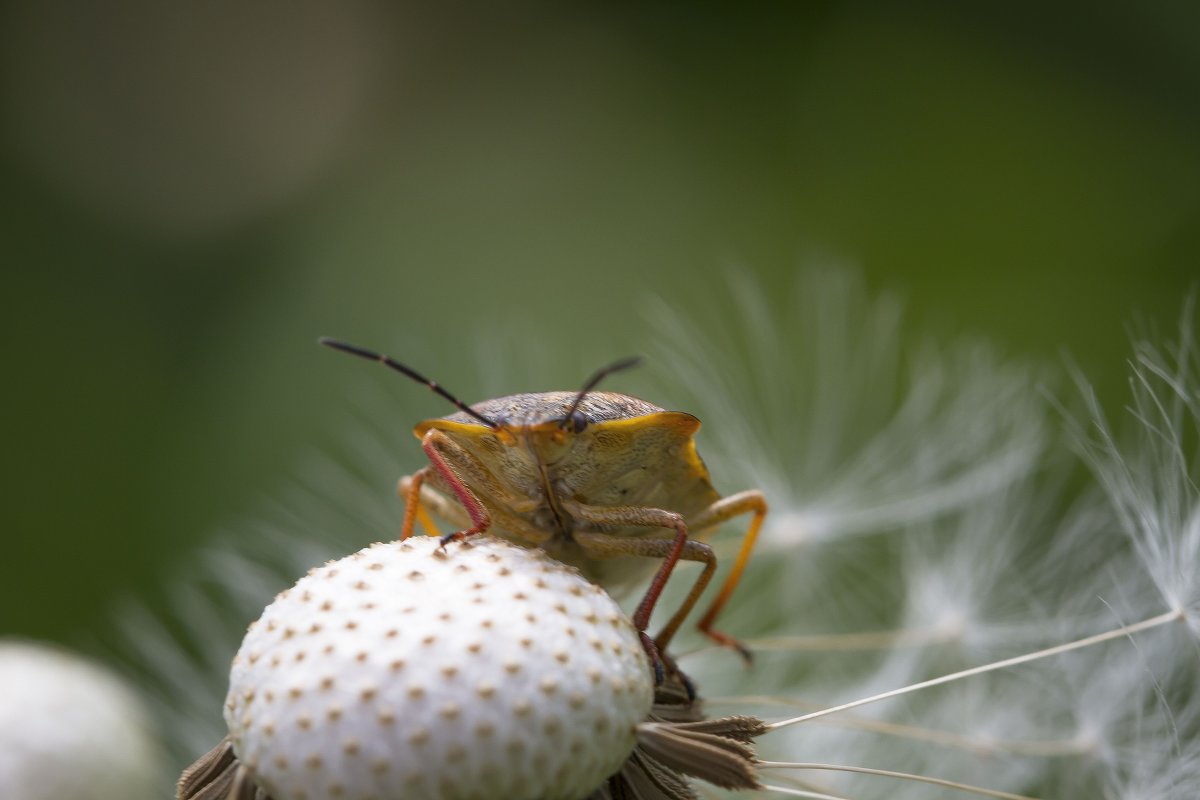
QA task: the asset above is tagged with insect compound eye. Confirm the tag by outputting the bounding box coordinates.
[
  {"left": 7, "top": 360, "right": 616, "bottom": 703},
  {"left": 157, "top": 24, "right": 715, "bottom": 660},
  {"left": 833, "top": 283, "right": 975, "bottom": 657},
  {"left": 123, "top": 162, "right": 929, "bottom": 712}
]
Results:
[{"left": 566, "top": 410, "right": 588, "bottom": 434}]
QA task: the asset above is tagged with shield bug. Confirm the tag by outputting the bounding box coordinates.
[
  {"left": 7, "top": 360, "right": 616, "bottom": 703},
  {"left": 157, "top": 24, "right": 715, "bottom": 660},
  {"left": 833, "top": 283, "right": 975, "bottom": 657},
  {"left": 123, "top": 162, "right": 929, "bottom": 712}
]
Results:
[{"left": 319, "top": 337, "right": 767, "bottom": 669}]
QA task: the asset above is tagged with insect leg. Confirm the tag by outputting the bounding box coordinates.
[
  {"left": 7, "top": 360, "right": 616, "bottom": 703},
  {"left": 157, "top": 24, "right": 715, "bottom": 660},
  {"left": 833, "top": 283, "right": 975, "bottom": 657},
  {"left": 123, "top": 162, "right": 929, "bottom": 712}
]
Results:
[
  {"left": 562, "top": 502, "right": 694, "bottom": 675},
  {"left": 417, "top": 430, "right": 555, "bottom": 548},
  {"left": 687, "top": 489, "right": 768, "bottom": 659},
  {"left": 572, "top": 525, "right": 715, "bottom": 686},
  {"left": 398, "top": 470, "right": 441, "bottom": 539},
  {"left": 561, "top": 502, "right": 688, "bottom": 631},
  {"left": 420, "top": 429, "right": 492, "bottom": 546}
]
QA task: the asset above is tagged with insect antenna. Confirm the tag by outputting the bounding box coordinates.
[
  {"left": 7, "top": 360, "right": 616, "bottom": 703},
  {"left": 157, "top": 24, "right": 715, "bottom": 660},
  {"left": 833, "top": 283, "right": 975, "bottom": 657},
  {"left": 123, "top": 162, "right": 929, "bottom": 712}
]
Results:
[
  {"left": 560, "top": 356, "right": 643, "bottom": 429},
  {"left": 319, "top": 337, "right": 499, "bottom": 429}
]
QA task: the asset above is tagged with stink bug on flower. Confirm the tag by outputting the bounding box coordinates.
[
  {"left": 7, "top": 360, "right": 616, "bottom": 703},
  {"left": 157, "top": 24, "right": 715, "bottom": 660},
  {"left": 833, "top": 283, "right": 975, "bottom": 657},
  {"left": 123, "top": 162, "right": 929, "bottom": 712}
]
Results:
[{"left": 319, "top": 338, "right": 767, "bottom": 674}]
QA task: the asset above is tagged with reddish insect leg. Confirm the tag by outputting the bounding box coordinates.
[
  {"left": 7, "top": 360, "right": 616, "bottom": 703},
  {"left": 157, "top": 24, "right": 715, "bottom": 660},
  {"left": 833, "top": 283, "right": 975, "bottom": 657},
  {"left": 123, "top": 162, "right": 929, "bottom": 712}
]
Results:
[
  {"left": 566, "top": 501, "right": 705, "bottom": 681},
  {"left": 420, "top": 429, "right": 492, "bottom": 546}
]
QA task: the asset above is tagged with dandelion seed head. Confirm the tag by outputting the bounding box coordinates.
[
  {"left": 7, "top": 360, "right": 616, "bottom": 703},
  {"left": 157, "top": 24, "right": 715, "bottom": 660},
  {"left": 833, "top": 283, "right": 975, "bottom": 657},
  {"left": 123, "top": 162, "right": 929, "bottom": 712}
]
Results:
[
  {"left": 0, "top": 640, "right": 162, "bottom": 800},
  {"left": 214, "top": 537, "right": 653, "bottom": 800}
]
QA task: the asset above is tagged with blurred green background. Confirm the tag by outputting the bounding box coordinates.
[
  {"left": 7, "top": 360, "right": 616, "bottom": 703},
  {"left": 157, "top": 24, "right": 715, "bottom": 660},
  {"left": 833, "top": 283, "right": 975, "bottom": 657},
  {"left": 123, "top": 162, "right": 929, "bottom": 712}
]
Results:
[{"left": 2, "top": 2, "right": 1197, "bottom": 645}]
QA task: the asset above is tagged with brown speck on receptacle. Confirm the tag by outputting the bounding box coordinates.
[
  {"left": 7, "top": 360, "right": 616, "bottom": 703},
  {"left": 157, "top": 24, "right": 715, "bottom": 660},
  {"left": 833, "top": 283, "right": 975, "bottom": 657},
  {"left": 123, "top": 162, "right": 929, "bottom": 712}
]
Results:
[
  {"left": 440, "top": 703, "right": 461, "bottom": 720},
  {"left": 325, "top": 569, "right": 339, "bottom": 579},
  {"left": 355, "top": 651, "right": 368, "bottom": 663},
  {"left": 408, "top": 686, "right": 426, "bottom": 700},
  {"left": 476, "top": 683, "right": 495, "bottom": 699},
  {"left": 320, "top": 600, "right": 334, "bottom": 611},
  {"left": 353, "top": 580, "right": 369, "bottom": 591},
  {"left": 466, "top": 641, "right": 483, "bottom": 654},
  {"left": 455, "top": 564, "right": 471, "bottom": 573},
  {"left": 360, "top": 687, "right": 377, "bottom": 702},
  {"left": 371, "top": 759, "right": 390, "bottom": 775},
  {"left": 407, "top": 570, "right": 424, "bottom": 581},
  {"left": 513, "top": 592, "right": 527, "bottom": 601},
  {"left": 498, "top": 567, "right": 511, "bottom": 577},
  {"left": 319, "top": 676, "right": 334, "bottom": 691},
  {"left": 539, "top": 677, "right": 558, "bottom": 695},
  {"left": 327, "top": 705, "right": 343, "bottom": 722},
  {"left": 367, "top": 562, "right": 383, "bottom": 571},
  {"left": 297, "top": 713, "right": 313, "bottom": 730},
  {"left": 377, "top": 709, "right": 396, "bottom": 726},
  {"left": 305, "top": 754, "right": 323, "bottom": 770},
  {"left": 344, "top": 621, "right": 358, "bottom": 630},
  {"left": 421, "top": 634, "right": 436, "bottom": 646},
  {"left": 408, "top": 727, "right": 430, "bottom": 746},
  {"left": 480, "top": 619, "right": 494, "bottom": 629},
  {"left": 438, "top": 612, "right": 452, "bottom": 622},
  {"left": 343, "top": 738, "right": 360, "bottom": 756},
  {"left": 389, "top": 659, "right": 405, "bottom": 672},
  {"left": 441, "top": 665, "right": 458, "bottom": 679},
  {"left": 519, "top": 638, "right": 533, "bottom": 649}
]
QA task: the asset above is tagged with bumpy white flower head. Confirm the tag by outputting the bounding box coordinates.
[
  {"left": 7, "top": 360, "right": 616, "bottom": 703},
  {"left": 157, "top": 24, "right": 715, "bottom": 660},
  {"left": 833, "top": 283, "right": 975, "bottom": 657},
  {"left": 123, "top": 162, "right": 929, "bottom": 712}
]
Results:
[
  {"left": 221, "top": 536, "right": 654, "bottom": 800},
  {"left": 0, "top": 640, "right": 161, "bottom": 800}
]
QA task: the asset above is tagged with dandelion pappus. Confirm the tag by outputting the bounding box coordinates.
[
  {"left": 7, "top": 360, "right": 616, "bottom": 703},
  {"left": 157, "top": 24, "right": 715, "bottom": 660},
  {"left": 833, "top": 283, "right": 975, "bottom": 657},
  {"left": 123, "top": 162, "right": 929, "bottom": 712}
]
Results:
[{"left": 319, "top": 337, "right": 767, "bottom": 674}]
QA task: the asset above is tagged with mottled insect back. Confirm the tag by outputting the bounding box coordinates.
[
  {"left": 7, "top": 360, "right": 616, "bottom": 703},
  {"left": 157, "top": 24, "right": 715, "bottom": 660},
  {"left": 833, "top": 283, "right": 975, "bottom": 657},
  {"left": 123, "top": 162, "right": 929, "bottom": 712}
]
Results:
[{"left": 321, "top": 339, "right": 768, "bottom": 672}]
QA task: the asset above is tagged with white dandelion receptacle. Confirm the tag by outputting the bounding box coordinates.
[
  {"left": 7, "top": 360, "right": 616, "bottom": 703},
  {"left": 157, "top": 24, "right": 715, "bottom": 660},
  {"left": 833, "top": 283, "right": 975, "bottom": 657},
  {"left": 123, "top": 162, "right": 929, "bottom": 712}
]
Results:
[{"left": 223, "top": 536, "right": 655, "bottom": 800}]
